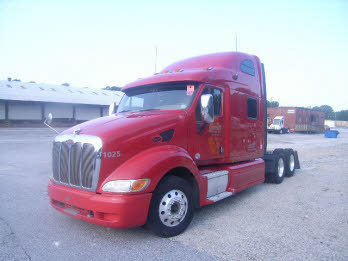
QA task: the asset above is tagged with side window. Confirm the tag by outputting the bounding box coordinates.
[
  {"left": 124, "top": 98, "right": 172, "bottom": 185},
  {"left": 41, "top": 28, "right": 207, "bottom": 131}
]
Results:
[
  {"left": 247, "top": 97, "right": 257, "bottom": 119},
  {"left": 196, "top": 87, "right": 223, "bottom": 121},
  {"left": 240, "top": 59, "right": 255, "bottom": 76},
  {"left": 212, "top": 88, "right": 222, "bottom": 116}
]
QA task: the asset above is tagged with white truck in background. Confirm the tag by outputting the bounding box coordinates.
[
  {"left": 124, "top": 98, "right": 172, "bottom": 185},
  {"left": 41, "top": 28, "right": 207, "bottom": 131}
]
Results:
[{"left": 268, "top": 116, "right": 289, "bottom": 134}]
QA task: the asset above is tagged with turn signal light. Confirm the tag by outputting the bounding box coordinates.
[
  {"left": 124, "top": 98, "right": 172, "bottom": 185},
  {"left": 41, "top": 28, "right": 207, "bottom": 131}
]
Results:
[
  {"left": 102, "top": 179, "right": 150, "bottom": 193},
  {"left": 131, "top": 180, "right": 148, "bottom": 191}
]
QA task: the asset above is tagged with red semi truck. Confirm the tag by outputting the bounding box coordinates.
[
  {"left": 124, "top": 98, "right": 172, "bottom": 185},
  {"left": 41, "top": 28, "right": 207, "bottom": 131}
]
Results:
[{"left": 47, "top": 52, "right": 300, "bottom": 237}]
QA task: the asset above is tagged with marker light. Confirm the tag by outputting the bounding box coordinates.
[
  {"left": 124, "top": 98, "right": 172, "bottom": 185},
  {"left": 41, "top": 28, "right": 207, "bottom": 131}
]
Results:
[{"left": 102, "top": 179, "right": 150, "bottom": 193}]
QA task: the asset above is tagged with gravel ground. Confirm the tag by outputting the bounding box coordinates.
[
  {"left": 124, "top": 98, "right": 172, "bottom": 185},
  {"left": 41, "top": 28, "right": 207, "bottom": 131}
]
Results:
[{"left": 0, "top": 127, "right": 347, "bottom": 260}]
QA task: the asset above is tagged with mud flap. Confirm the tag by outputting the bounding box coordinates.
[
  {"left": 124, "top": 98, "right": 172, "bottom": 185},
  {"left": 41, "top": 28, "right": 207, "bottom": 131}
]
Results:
[{"left": 294, "top": 151, "right": 300, "bottom": 169}]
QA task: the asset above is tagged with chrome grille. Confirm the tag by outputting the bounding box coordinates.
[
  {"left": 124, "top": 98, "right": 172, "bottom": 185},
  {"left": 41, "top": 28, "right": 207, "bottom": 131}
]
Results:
[{"left": 52, "top": 135, "right": 102, "bottom": 192}]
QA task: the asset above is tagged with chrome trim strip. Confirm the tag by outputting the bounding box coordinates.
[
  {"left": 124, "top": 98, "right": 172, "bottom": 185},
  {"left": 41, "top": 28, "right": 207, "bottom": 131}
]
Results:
[
  {"left": 53, "top": 134, "right": 103, "bottom": 192},
  {"left": 68, "top": 145, "right": 71, "bottom": 185},
  {"left": 79, "top": 144, "right": 83, "bottom": 187},
  {"left": 58, "top": 143, "right": 62, "bottom": 181},
  {"left": 203, "top": 170, "right": 229, "bottom": 179}
]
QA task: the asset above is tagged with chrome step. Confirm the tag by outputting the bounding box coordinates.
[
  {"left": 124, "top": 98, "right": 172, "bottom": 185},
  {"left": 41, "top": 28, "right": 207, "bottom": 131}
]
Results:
[
  {"left": 207, "top": 191, "right": 233, "bottom": 202},
  {"left": 203, "top": 170, "right": 229, "bottom": 198}
]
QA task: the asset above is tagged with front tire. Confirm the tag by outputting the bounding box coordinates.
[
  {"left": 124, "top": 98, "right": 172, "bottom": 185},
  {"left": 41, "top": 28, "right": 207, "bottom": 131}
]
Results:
[{"left": 146, "top": 176, "right": 194, "bottom": 237}]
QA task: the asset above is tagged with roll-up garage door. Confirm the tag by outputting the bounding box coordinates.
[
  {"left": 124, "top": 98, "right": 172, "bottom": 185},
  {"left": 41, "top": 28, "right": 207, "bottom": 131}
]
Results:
[
  {"left": 8, "top": 101, "right": 42, "bottom": 120},
  {"left": 45, "top": 103, "right": 73, "bottom": 119},
  {"left": 75, "top": 105, "right": 101, "bottom": 120},
  {"left": 0, "top": 101, "right": 5, "bottom": 119},
  {"left": 102, "top": 106, "right": 109, "bottom": 117}
]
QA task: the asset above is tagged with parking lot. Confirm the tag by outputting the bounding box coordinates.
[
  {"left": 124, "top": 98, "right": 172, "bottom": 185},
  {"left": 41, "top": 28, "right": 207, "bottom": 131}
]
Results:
[{"left": 0, "top": 128, "right": 347, "bottom": 260}]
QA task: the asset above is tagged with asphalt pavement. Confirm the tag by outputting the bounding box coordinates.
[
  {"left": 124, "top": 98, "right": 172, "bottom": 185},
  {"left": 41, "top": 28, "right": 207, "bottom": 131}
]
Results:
[{"left": 0, "top": 127, "right": 347, "bottom": 260}]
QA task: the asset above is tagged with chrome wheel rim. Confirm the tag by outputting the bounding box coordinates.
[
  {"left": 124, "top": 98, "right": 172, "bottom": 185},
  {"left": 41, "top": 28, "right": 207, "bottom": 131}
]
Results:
[
  {"left": 278, "top": 158, "right": 285, "bottom": 177},
  {"left": 159, "top": 189, "right": 188, "bottom": 227},
  {"left": 289, "top": 154, "right": 295, "bottom": 172}
]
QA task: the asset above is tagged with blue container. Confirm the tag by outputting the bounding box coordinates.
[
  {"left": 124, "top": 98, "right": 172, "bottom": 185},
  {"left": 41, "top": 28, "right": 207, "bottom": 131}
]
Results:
[{"left": 324, "top": 130, "right": 339, "bottom": 138}]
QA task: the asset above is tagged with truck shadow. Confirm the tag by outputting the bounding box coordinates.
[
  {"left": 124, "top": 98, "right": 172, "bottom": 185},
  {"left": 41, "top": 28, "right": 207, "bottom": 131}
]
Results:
[
  {"left": 57, "top": 182, "right": 273, "bottom": 239},
  {"left": 188, "top": 183, "right": 269, "bottom": 230}
]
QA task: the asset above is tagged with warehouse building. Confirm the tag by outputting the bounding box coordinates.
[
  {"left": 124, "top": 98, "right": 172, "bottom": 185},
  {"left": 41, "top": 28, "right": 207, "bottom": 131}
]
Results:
[
  {"left": 0, "top": 79, "right": 123, "bottom": 126},
  {"left": 267, "top": 107, "right": 325, "bottom": 133}
]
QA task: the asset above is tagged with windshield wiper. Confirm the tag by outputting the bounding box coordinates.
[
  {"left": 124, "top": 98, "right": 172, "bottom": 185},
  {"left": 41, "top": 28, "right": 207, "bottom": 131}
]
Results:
[
  {"left": 118, "top": 110, "right": 132, "bottom": 113},
  {"left": 138, "top": 109, "right": 161, "bottom": 112}
]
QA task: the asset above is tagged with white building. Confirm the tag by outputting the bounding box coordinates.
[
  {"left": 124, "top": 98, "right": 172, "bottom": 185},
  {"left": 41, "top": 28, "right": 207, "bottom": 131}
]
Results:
[{"left": 0, "top": 79, "right": 123, "bottom": 124}]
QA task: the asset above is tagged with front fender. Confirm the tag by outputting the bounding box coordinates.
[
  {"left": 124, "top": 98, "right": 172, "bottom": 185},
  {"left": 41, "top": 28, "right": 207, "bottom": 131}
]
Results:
[{"left": 98, "top": 145, "right": 199, "bottom": 193}]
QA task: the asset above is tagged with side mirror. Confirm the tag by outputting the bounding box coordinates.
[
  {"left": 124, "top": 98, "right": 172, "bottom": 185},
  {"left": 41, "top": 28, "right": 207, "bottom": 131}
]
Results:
[
  {"left": 46, "top": 113, "right": 53, "bottom": 125},
  {"left": 109, "top": 102, "right": 117, "bottom": 116},
  {"left": 44, "top": 112, "right": 59, "bottom": 134},
  {"left": 200, "top": 94, "right": 214, "bottom": 123}
]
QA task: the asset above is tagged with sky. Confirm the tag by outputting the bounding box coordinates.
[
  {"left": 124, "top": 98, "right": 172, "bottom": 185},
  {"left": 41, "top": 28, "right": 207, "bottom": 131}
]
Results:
[{"left": 0, "top": 0, "right": 347, "bottom": 111}]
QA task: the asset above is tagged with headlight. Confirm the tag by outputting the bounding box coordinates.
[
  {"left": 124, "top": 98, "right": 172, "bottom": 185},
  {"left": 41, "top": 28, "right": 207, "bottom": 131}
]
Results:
[{"left": 102, "top": 179, "right": 150, "bottom": 193}]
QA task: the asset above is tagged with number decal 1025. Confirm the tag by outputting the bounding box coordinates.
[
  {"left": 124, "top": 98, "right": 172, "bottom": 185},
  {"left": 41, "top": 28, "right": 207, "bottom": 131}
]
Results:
[{"left": 103, "top": 151, "right": 121, "bottom": 158}]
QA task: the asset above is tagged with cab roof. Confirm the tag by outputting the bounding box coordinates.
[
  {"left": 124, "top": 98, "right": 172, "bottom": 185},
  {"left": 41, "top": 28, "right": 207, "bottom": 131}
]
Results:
[{"left": 122, "top": 52, "right": 260, "bottom": 91}]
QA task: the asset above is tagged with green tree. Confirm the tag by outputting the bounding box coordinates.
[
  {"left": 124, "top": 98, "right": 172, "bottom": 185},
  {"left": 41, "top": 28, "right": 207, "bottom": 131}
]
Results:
[
  {"left": 336, "top": 110, "right": 348, "bottom": 121},
  {"left": 313, "top": 105, "right": 335, "bottom": 120},
  {"left": 266, "top": 100, "right": 279, "bottom": 108}
]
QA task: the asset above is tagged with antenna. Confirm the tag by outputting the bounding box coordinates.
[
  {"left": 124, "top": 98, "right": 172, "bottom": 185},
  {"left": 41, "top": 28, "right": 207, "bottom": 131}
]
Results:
[
  {"left": 235, "top": 33, "right": 238, "bottom": 53},
  {"left": 154, "top": 46, "right": 158, "bottom": 73},
  {"left": 233, "top": 33, "right": 239, "bottom": 80}
]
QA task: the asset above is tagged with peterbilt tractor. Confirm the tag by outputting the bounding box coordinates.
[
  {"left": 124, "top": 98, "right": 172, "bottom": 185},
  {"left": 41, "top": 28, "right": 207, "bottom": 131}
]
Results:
[{"left": 47, "top": 52, "right": 300, "bottom": 237}]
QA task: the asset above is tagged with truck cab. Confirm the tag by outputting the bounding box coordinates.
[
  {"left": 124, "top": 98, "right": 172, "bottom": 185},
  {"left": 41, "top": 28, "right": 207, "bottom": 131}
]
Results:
[
  {"left": 268, "top": 116, "right": 289, "bottom": 134},
  {"left": 48, "top": 52, "right": 299, "bottom": 237}
]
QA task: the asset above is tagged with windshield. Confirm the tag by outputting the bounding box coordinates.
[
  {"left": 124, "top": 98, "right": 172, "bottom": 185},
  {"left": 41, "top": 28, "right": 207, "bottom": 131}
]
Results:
[
  {"left": 117, "top": 82, "right": 198, "bottom": 113},
  {"left": 273, "top": 119, "right": 281, "bottom": 125}
]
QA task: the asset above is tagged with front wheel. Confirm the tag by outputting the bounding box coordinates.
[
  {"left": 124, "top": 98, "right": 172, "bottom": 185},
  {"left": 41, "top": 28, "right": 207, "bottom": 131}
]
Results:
[{"left": 146, "top": 176, "right": 194, "bottom": 237}]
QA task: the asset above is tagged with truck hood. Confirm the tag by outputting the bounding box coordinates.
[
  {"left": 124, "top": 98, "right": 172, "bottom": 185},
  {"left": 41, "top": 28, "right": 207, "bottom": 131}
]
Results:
[
  {"left": 61, "top": 111, "right": 188, "bottom": 190},
  {"left": 61, "top": 111, "right": 186, "bottom": 143}
]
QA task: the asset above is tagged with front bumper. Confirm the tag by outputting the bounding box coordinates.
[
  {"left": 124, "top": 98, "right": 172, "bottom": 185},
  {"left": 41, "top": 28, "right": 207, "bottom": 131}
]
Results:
[{"left": 48, "top": 180, "right": 152, "bottom": 228}]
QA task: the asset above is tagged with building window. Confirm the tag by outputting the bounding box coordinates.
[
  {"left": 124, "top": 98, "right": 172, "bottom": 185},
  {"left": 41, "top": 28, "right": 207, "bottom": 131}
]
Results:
[
  {"left": 247, "top": 97, "right": 257, "bottom": 119},
  {"left": 240, "top": 59, "right": 255, "bottom": 76}
]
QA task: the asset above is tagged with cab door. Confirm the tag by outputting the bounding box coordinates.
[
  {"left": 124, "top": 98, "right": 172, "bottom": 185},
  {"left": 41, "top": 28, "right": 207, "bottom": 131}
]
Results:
[{"left": 192, "top": 86, "right": 225, "bottom": 163}]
